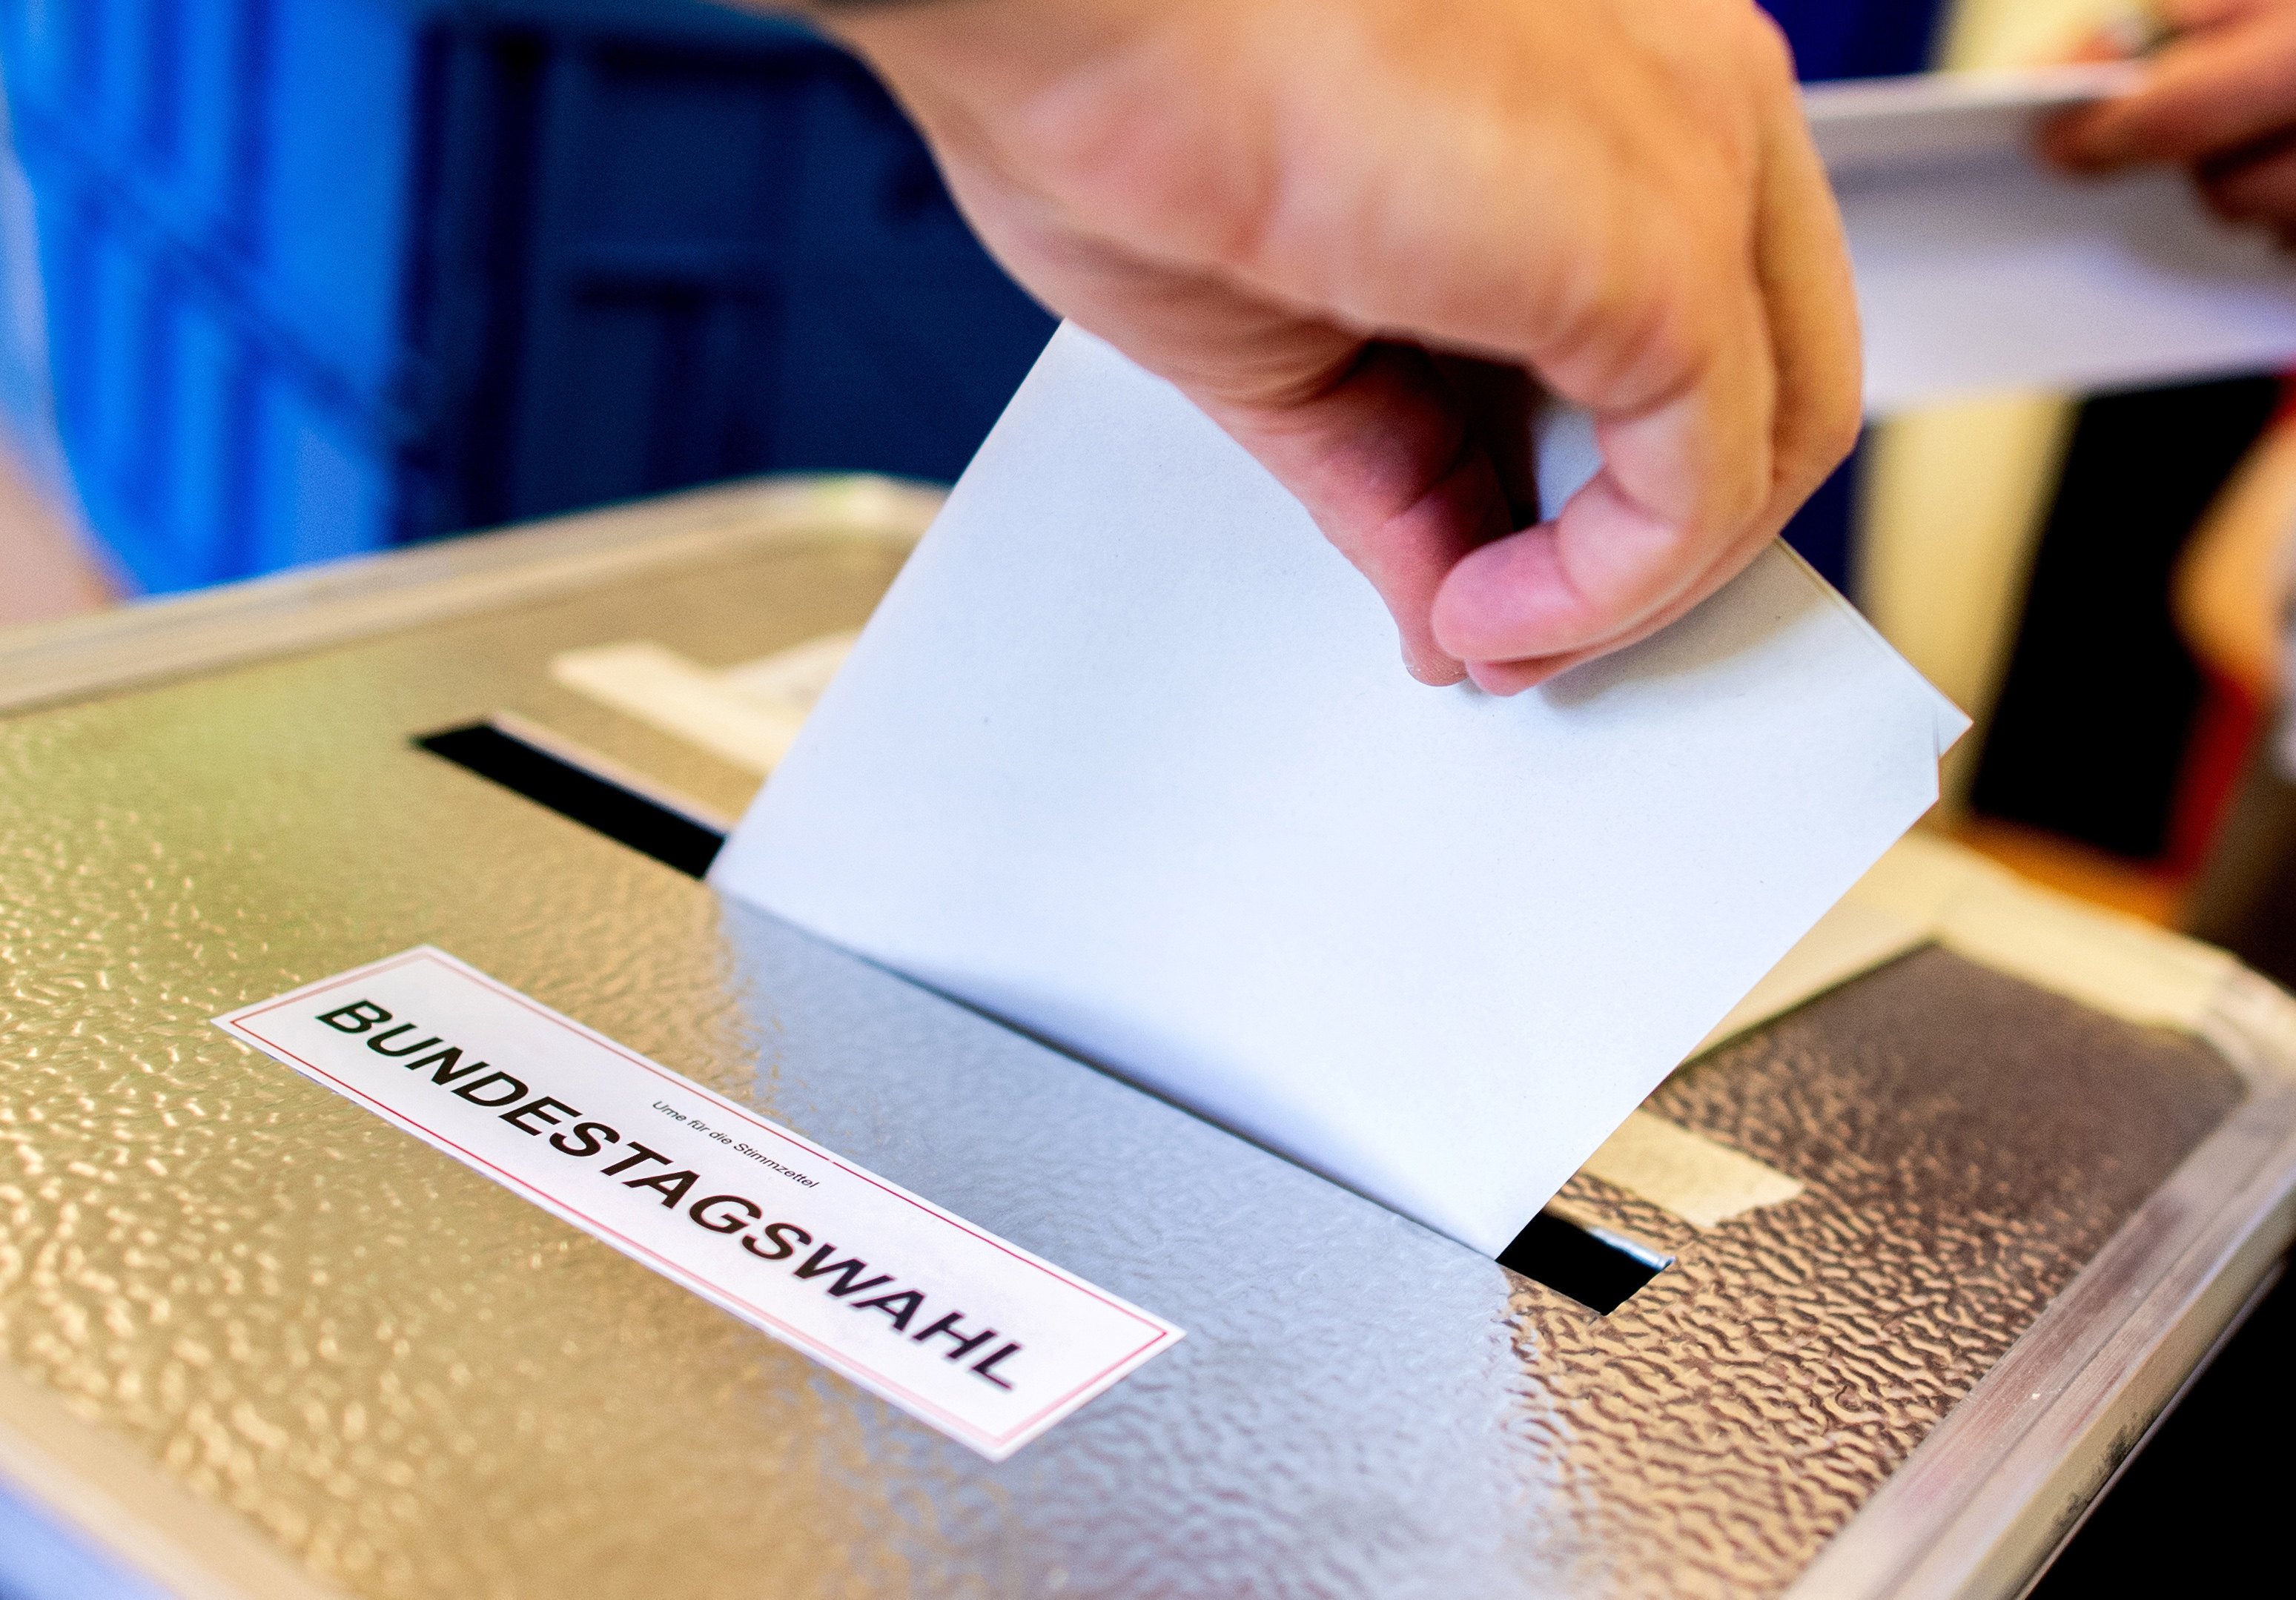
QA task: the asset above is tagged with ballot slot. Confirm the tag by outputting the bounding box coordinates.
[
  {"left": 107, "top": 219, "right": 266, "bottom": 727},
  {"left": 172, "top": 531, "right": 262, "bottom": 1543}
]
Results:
[
  {"left": 415, "top": 718, "right": 729, "bottom": 877},
  {"left": 1499, "top": 1206, "right": 1675, "bottom": 1315},
  {"left": 416, "top": 713, "right": 1684, "bottom": 1315},
  {"left": 417, "top": 704, "right": 1687, "bottom": 1312}
]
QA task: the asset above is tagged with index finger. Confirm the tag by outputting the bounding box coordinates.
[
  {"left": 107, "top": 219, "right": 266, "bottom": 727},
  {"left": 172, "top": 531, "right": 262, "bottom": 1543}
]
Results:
[
  {"left": 1440, "top": 68, "right": 1859, "bottom": 691},
  {"left": 1425, "top": 262, "right": 1777, "bottom": 670}
]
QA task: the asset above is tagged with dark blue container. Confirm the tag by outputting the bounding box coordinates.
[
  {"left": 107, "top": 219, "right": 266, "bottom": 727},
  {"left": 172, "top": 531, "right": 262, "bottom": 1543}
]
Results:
[
  {"left": 1763, "top": 0, "right": 1946, "bottom": 84},
  {"left": 0, "top": 0, "right": 1054, "bottom": 591}
]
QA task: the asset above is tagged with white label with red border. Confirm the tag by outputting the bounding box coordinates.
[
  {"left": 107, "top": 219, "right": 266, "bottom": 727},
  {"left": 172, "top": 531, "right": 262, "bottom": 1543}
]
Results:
[{"left": 214, "top": 947, "right": 1182, "bottom": 1461}]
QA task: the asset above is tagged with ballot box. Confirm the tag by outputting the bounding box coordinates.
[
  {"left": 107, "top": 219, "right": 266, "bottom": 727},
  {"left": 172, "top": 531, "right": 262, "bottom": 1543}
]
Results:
[{"left": 2, "top": 475, "right": 2294, "bottom": 1600}]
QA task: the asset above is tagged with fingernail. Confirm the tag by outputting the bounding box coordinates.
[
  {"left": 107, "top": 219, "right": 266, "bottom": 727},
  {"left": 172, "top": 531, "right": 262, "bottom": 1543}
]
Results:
[{"left": 1404, "top": 647, "right": 1468, "bottom": 687}]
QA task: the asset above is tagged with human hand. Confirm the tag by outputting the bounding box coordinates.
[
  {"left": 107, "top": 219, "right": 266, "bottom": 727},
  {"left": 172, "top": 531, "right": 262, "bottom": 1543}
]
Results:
[
  {"left": 801, "top": 0, "right": 1860, "bottom": 692},
  {"left": 2046, "top": 0, "right": 2296, "bottom": 241}
]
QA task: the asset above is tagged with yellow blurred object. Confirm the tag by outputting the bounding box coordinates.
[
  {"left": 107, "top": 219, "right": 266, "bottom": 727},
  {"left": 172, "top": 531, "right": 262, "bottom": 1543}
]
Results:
[
  {"left": 1855, "top": 0, "right": 2144, "bottom": 816},
  {"left": 1939, "top": 0, "right": 2152, "bottom": 72},
  {"left": 1860, "top": 397, "right": 2075, "bottom": 809}
]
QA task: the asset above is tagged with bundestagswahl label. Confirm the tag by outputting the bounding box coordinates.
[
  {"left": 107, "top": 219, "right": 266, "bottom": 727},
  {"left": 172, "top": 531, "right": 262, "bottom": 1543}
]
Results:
[{"left": 215, "top": 947, "right": 1181, "bottom": 1460}]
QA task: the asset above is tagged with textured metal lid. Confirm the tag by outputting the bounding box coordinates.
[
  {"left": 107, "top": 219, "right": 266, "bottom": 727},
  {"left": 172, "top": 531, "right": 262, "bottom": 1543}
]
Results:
[{"left": 0, "top": 483, "right": 2289, "bottom": 1599}]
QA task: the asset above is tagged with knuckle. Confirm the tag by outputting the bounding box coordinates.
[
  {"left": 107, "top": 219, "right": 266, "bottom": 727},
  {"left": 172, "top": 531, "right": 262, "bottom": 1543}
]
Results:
[
  {"left": 1738, "top": 10, "right": 1799, "bottom": 87},
  {"left": 1569, "top": 235, "right": 1728, "bottom": 410},
  {"left": 1812, "top": 387, "right": 1863, "bottom": 469},
  {"left": 1718, "top": 452, "right": 1773, "bottom": 533},
  {"left": 1776, "top": 386, "right": 1862, "bottom": 505}
]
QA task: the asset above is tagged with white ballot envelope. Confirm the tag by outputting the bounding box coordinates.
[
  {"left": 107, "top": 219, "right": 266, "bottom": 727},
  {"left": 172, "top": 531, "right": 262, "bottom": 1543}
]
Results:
[
  {"left": 711, "top": 328, "right": 1967, "bottom": 1257},
  {"left": 1808, "top": 65, "right": 2296, "bottom": 411}
]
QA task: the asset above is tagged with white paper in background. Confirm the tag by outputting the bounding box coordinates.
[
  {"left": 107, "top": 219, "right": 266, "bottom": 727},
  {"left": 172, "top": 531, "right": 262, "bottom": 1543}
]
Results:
[
  {"left": 712, "top": 328, "right": 1966, "bottom": 1257},
  {"left": 1807, "top": 66, "right": 2296, "bottom": 412}
]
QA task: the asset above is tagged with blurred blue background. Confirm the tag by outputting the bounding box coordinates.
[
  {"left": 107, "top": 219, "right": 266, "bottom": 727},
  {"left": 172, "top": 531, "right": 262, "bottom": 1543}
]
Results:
[{"left": 0, "top": 0, "right": 1945, "bottom": 598}]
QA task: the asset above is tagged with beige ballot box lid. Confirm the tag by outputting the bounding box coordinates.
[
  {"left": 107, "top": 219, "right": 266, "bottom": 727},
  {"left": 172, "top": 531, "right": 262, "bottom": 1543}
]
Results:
[{"left": 4, "top": 477, "right": 2296, "bottom": 1600}]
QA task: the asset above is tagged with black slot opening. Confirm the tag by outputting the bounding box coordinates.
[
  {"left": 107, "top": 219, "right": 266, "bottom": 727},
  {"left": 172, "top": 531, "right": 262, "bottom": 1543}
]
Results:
[
  {"left": 1499, "top": 1210, "right": 1673, "bottom": 1315},
  {"left": 416, "top": 723, "right": 727, "bottom": 878}
]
